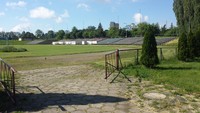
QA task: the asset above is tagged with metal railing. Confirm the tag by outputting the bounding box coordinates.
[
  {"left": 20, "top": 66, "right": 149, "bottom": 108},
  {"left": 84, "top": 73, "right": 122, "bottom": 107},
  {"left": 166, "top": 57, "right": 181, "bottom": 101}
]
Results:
[
  {"left": 105, "top": 48, "right": 177, "bottom": 82},
  {"left": 0, "top": 58, "right": 16, "bottom": 104}
]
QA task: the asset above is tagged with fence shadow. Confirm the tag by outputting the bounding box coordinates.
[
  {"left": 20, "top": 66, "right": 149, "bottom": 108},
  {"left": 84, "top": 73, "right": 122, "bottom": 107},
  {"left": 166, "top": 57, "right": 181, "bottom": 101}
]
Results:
[{"left": 7, "top": 86, "right": 128, "bottom": 112}]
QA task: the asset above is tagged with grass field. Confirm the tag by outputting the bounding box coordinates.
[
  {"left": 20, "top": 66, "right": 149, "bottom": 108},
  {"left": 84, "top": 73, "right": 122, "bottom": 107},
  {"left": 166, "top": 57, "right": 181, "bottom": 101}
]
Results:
[
  {"left": 0, "top": 40, "right": 29, "bottom": 45},
  {"left": 0, "top": 45, "right": 137, "bottom": 59}
]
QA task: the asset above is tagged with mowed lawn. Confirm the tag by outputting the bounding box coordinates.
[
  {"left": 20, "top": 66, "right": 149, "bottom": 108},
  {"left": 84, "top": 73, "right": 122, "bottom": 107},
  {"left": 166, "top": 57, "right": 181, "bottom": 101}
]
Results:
[
  {"left": 0, "top": 45, "right": 136, "bottom": 58},
  {"left": 0, "top": 45, "right": 138, "bottom": 70}
]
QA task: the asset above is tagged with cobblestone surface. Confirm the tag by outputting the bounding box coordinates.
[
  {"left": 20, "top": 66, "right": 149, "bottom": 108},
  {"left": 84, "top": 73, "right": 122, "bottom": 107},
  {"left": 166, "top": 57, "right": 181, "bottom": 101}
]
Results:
[
  {"left": 9, "top": 64, "right": 200, "bottom": 113},
  {"left": 11, "top": 65, "right": 146, "bottom": 113}
]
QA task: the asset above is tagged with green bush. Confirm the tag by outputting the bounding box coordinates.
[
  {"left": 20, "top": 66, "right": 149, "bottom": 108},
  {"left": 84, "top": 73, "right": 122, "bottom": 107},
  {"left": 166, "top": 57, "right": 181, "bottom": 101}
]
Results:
[
  {"left": 140, "top": 27, "right": 159, "bottom": 68},
  {"left": 187, "top": 31, "right": 195, "bottom": 59},
  {"left": 194, "top": 29, "right": 200, "bottom": 57},
  {"left": 178, "top": 32, "right": 188, "bottom": 61},
  {"left": 0, "top": 46, "right": 27, "bottom": 52}
]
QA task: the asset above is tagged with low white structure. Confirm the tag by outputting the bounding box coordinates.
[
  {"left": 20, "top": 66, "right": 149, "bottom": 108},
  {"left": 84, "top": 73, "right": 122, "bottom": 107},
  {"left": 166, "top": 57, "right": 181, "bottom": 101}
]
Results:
[
  {"left": 86, "top": 41, "right": 97, "bottom": 45},
  {"left": 52, "top": 41, "right": 76, "bottom": 45},
  {"left": 65, "top": 41, "right": 76, "bottom": 45}
]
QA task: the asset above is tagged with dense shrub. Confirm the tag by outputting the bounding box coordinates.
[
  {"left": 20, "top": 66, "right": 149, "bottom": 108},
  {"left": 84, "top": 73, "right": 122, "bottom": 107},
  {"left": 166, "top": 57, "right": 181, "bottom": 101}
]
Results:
[
  {"left": 187, "top": 31, "right": 196, "bottom": 59},
  {"left": 178, "top": 32, "right": 188, "bottom": 61},
  {"left": 194, "top": 29, "right": 200, "bottom": 57},
  {"left": 0, "top": 46, "right": 27, "bottom": 52},
  {"left": 140, "top": 27, "right": 159, "bottom": 68}
]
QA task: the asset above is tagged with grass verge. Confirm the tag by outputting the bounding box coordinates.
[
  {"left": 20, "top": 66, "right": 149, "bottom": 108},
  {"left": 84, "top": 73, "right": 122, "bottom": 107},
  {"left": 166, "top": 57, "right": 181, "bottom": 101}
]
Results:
[{"left": 123, "top": 58, "right": 200, "bottom": 94}]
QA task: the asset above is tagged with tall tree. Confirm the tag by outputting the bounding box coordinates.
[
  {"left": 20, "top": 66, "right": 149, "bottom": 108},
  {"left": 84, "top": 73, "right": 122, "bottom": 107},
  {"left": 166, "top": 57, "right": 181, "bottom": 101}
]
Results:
[
  {"left": 56, "top": 30, "right": 65, "bottom": 40},
  {"left": 47, "top": 30, "right": 55, "bottom": 39},
  {"left": 97, "top": 23, "right": 105, "bottom": 37},
  {"left": 187, "top": 31, "right": 195, "bottom": 59},
  {"left": 35, "top": 29, "right": 44, "bottom": 39},
  {"left": 140, "top": 27, "right": 159, "bottom": 68},
  {"left": 173, "top": 0, "right": 200, "bottom": 33}
]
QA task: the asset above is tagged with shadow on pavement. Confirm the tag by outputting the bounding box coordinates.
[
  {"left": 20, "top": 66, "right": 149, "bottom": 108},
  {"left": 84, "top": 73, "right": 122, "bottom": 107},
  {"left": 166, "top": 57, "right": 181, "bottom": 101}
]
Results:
[{"left": 7, "top": 86, "right": 128, "bottom": 112}]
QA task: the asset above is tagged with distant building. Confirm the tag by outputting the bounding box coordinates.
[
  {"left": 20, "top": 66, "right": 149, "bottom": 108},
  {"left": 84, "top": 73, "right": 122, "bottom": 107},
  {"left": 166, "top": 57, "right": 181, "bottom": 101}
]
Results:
[{"left": 110, "top": 22, "right": 119, "bottom": 29}]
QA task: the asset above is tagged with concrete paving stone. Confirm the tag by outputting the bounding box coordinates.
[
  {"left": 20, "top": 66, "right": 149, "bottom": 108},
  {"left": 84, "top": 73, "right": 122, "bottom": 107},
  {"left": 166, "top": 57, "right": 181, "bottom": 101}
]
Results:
[
  {"left": 116, "top": 104, "right": 129, "bottom": 110},
  {"left": 101, "top": 105, "right": 116, "bottom": 112},
  {"left": 87, "top": 107, "right": 101, "bottom": 113},
  {"left": 75, "top": 105, "right": 89, "bottom": 110},
  {"left": 72, "top": 110, "right": 86, "bottom": 113},
  {"left": 113, "top": 109, "right": 127, "bottom": 113},
  {"left": 128, "top": 108, "right": 143, "bottom": 113},
  {"left": 90, "top": 103, "right": 104, "bottom": 108},
  {"left": 63, "top": 106, "right": 76, "bottom": 112}
]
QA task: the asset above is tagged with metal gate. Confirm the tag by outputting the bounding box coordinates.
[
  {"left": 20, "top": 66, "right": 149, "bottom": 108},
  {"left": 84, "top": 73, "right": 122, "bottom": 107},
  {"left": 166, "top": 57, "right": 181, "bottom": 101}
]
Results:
[
  {"left": 105, "top": 49, "right": 132, "bottom": 83},
  {"left": 105, "top": 48, "right": 177, "bottom": 83},
  {"left": 0, "top": 58, "right": 16, "bottom": 104}
]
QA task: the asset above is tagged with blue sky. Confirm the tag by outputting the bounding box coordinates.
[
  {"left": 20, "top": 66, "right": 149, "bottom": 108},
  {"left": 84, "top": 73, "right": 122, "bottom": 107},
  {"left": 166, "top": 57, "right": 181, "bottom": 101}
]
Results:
[{"left": 0, "top": 0, "right": 176, "bottom": 33}]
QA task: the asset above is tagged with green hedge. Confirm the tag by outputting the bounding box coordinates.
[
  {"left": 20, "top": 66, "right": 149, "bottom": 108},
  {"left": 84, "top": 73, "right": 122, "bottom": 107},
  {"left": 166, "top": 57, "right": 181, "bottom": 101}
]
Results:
[{"left": 0, "top": 46, "right": 27, "bottom": 52}]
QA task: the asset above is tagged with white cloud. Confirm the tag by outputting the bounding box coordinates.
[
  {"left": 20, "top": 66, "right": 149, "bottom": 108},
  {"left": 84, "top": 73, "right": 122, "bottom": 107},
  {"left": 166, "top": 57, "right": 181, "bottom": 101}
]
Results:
[
  {"left": 55, "top": 17, "right": 63, "bottom": 23},
  {"left": 133, "top": 13, "right": 149, "bottom": 24},
  {"left": 61, "top": 10, "right": 70, "bottom": 18},
  {"left": 0, "top": 27, "right": 3, "bottom": 32},
  {"left": 133, "top": 13, "right": 142, "bottom": 23},
  {"left": 30, "top": 7, "right": 55, "bottom": 19},
  {"left": 6, "top": 1, "right": 27, "bottom": 8},
  {"left": 77, "top": 3, "right": 90, "bottom": 11},
  {"left": 11, "top": 23, "right": 31, "bottom": 32},
  {"left": 55, "top": 10, "right": 70, "bottom": 24},
  {"left": 144, "top": 16, "right": 149, "bottom": 21},
  {"left": 0, "top": 12, "right": 5, "bottom": 16}
]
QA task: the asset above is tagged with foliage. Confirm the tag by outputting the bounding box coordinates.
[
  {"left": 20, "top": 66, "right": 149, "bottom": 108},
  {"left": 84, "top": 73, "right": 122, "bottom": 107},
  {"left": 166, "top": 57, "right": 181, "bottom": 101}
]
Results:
[
  {"left": 140, "top": 27, "right": 159, "bottom": 68},
  {"left": 137, "top": 22, "right": 150, "bottom": 36},
  {"left": 96, "top": 23, "right": 105, "bottom": 37},
  {"left": 108, "top": 27, "right": 119, "bottom": 38},
  {"left": 56, "top": 30, "right": 65, "bottom": 40},
  {"left": 194, "top": 29, "right": 200, "bottom": 57},
  {"left": 164, "top": 27, "right": 178, "bottom": 36},
  {"left": 35, "top": 29, "right": 44, "bottom": 39},
  {"left": 46, "top": 30, "right": 55, "bottom": 39},
  {"left": 20, "top": 31, "right": 36, "bottom": 40},
  {"left": 173, "top": 0, "right": 200, "bottom": 33},
  {"left": 0, "top": 46, "right": 27, "bottom": 52},
  {"left": 187, "top": 31, "right": 195, "bottom": 59},
  {"left": 178, "top": 32, "right": 188, "bottom": 61}
]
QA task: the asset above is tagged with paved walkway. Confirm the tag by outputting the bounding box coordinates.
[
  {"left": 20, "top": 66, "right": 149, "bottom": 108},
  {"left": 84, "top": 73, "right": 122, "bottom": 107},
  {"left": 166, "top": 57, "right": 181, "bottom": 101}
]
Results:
[
  {"left": 9, "top": 64, "right": 200, "bottom": 113},
  {"left": 12, "top": 65, "right": 149, "bottom": 113}
]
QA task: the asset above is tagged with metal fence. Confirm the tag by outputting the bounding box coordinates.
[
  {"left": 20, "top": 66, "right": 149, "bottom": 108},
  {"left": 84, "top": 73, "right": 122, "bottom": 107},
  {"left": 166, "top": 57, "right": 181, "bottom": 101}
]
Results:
[
  {"left": 0, "top": 58, "right": 16, "bottom": 104},
  {"left": 105, "top": 48, "right": 177, "bottom": 82}
]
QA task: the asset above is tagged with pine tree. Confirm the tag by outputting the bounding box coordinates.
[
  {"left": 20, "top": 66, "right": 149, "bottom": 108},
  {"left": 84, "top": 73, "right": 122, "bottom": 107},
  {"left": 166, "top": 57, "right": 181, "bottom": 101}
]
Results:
[
  {"left": 194, "top": 29, "right": 200, "bottom": 57},
  {"left": 187, "top": 31, "right": 195, "bottom": 59},
  {"left": 178, "top": 32, "right": 188, "bottom": 61},
  {"left": 140, "top": 27, "right": 159, "bottom": 68}
]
